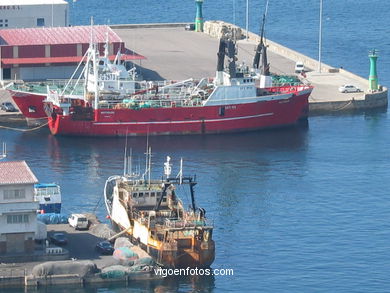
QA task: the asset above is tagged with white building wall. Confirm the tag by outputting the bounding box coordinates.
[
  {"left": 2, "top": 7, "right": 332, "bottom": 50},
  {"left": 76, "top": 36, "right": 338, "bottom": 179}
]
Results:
[
  {"left": 0, "top": 183, "right": 34, "bottom": 203},
  {"left": 0, "top": 2, "right": 68, "bottom": 29},
  {"left": 0, "top": 212, "right": 37, "bottom": 234},
  {"left": 0, "top": 183, "right": 38, "bottom": 235}
]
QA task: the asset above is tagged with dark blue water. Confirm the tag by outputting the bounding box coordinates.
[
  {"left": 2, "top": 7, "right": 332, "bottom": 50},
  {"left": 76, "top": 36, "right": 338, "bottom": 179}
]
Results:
[{"left": 3, "top": 1, "right": 390, "bottom": 292}]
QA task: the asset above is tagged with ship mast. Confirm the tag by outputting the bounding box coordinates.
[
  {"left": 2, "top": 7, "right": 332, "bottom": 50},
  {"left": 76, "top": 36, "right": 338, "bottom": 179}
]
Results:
[{"left": 253, "top": 0, "right": 270, "bottom": 75}]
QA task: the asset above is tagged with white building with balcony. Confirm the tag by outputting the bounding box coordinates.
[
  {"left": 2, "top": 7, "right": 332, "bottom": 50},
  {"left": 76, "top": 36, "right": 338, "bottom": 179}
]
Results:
[
  {"left": 0, "top": 0, "right": 68, "bottom": 29},
  {"left": 0, "top": 160, "right": 39, "bottom": 254}
]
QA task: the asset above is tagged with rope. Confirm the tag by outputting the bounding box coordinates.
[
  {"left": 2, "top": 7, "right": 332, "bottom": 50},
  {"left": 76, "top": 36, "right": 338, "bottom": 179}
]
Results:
[
  {"left": 92, "top": 195, "right": 102, "bottom": 214},
  {"left": 330, "top": 99, "right": 354, "bottom": 112},
  {"left": 0, "top": 121, "right": 49, "bottom": 132}
]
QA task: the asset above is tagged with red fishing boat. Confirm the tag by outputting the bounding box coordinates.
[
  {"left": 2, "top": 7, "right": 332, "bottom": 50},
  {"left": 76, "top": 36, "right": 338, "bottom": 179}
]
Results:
[
  {"left": 7, "top": 39, "right": 141, "bottom": 126},
  {"left": 43, "top": 37, "right": 312, "bottom": 136}
]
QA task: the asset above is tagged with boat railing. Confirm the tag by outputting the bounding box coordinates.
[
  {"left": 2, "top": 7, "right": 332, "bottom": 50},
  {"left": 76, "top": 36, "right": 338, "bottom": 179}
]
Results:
[
  {"left": 163, "top": 217, "right": 213, "bottom": 229},
  {"left": 99, "top": 94, "right": 205, "bottom": 110},
  {"left": 9, "top": 80, "right": 84, "bottom": 95}
]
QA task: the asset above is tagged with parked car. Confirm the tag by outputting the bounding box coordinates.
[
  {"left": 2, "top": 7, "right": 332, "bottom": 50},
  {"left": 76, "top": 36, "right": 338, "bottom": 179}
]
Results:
[
  {"left": 1, "top": 102, "right": 18, "bottom": 112},
  {"left": 338, "top": 84, "right": 362, "bottom": 93},
  {"left": 294, "top": 62, "right": 305, "bottom": 73},
  {"left": 49, "top": 233, "right": 68, "bottom": 246},
  {"left": 68, "top": 213, "right": 89, "bottom": 230},
  {"left": 95, "top": 240, "right": 114, "bottom": 255},
  {"left": 185, "top": 23, "right": 195, "bottom": 31}
]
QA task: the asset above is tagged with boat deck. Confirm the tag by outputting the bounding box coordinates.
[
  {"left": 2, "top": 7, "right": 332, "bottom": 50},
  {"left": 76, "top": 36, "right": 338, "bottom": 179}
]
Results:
[{"left": 112, "top": 24, "right": 387, "bottom": 113}]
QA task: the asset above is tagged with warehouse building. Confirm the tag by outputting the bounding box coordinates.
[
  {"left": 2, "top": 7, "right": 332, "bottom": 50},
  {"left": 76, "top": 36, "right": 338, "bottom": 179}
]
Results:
[
  {"left": 0, "top": 25, "right": 145, "bottom": 80},
  {"left": 0, "top": 0, "right": 69, "bottom": 29}
]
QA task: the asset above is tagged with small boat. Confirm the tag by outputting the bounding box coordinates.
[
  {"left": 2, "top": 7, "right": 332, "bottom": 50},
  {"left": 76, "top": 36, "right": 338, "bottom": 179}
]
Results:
[
  {"left": 104, "top": 150, "right": 215, "bottom": 268},
  {"left": 34, "top": 183, "right": 62, "bottom": 214}
]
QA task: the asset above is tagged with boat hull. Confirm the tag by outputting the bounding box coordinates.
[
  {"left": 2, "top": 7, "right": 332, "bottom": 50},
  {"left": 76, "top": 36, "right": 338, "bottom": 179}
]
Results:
[
  {"left": 48, "top": 88, "right": 311, "bottom": 136},
  {"left": 39, "top": 203, "right": 61, "bottom": 214},
  {"left": 113, "top": 221, "right": 215, "bottom": 269},
  {"left": 10, "top": 90, "right": 47, "bottom": 119}
]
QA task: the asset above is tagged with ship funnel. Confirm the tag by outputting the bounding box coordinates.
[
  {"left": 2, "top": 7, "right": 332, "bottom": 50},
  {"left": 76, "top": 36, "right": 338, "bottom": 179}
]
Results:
[{"left": 216, "top": 39, "right": 226, "bottom": 72}]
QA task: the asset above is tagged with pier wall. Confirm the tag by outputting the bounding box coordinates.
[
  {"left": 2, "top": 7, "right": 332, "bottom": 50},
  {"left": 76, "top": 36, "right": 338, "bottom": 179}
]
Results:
[
  {"left": 309, "top": 88, "right": 388, "bottom": 114},
  {"left": 110, "top": 23, "right": 188, "bottom": 30}
]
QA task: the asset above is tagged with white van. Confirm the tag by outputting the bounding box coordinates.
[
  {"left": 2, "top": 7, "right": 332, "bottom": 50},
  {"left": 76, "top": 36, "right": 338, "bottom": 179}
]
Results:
[
  {"left": 295, "top": 62, "right": 305, "bottom": 73},
  {"left": 68, "top": 214, "right": 89, "bottom": 230}
]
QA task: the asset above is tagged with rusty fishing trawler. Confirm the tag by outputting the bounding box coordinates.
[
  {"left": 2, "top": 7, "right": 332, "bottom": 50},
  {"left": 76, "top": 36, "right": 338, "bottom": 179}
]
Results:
[{"left": 104, "top": 150, "right": 215, "bottom": 268}]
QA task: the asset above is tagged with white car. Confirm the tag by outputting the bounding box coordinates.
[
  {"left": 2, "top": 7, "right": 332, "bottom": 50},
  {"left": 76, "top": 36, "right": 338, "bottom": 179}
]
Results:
[
  {"left": 295, "top": 62, "right": 305, "bottom": 73},
  {"left": 338, "top": 84, "right": 362, "bottom": 93}
]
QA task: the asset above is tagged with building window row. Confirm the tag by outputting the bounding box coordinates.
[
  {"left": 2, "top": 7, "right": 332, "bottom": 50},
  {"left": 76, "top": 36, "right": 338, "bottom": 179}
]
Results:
[
  {"left": 4, "top": 189, "right": 26, "bottom": 200},
  {"left": 7, "top": 214, "right": 29, "bottom": 224}
]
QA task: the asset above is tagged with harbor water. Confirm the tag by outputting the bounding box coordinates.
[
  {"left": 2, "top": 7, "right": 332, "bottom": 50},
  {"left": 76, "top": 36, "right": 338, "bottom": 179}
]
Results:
[
  {"left": 2, "top": 0, "right": 390, "bottom": 292},
  {"left": 3, "top": 111, "right": 390, "bottom": 292}
]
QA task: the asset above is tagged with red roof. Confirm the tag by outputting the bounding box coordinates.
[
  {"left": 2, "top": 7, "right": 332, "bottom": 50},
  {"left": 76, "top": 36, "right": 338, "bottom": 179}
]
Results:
[
  {"left": 1, "top": 53, "right": 145, "bottom": 65},
  {"left": 0, "top": 25, "right": 121, "bottom": 46},
  {"left": 0, "top": 161, "right": 38, "bottom": 185}
]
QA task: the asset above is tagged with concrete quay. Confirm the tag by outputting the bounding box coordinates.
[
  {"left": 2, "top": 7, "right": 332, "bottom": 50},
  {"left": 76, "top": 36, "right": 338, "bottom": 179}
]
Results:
[
  {"left": 0, "top": 218, "right": 160, "bottom": 289},
  {"left": 112, "top": 21, "right": 388, "bottom": 114}
]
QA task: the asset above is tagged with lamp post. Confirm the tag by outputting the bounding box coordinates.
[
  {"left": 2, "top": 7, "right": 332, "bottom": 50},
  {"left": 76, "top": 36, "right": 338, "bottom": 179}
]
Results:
[
  {"left": 232, "top": 0, "right": 236, "bottom": 25},
  {"left": 246, "top": 0, "right": 249, "bottom": 40},
  {"left": 51, "top": 0, "right": 54, "bottom": 27},
  {"left": 318, "top": 0, "right": 323, "bottom": 73}
]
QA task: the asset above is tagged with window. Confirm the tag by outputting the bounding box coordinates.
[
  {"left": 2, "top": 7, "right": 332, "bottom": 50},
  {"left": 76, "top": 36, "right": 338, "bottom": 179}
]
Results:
[
  {"left": 133, "top": 193, "right": 138, "bottom": 198},
  {"left": 4, "top": 189, "right": 25, "bottom": 200},
  {"left": 139, "top": 192, "right": 144, "bottom": 198},
  {"left": 150, "top": 192, "right": 155, "bottom": 197},
  {"left": 37, "top": 18, "right": 45, "bottom": 27},
  {"left": 7, "top": 214, "right": 29, "bottom": 224}
]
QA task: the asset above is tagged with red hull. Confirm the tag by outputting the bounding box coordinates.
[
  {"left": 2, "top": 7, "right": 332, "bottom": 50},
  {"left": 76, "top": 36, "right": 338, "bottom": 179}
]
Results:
[
  {"left": 10, "top": 91, "right": 47, "bottom": 119},
  {"left": 48, "top": 89, "right": 311, "bottom": 136}
]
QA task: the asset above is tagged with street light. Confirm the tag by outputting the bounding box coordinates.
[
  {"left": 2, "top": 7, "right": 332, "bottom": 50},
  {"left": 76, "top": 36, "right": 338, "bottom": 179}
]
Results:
[
  {"left": 51, "top": 0, "right": 54, "bottom": 27},
  {"left": 318, "top": 0, "right": 323, "bottom": 73},
  {"left": 246, "top": 0, "right": 249, "bottom": 40}
]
